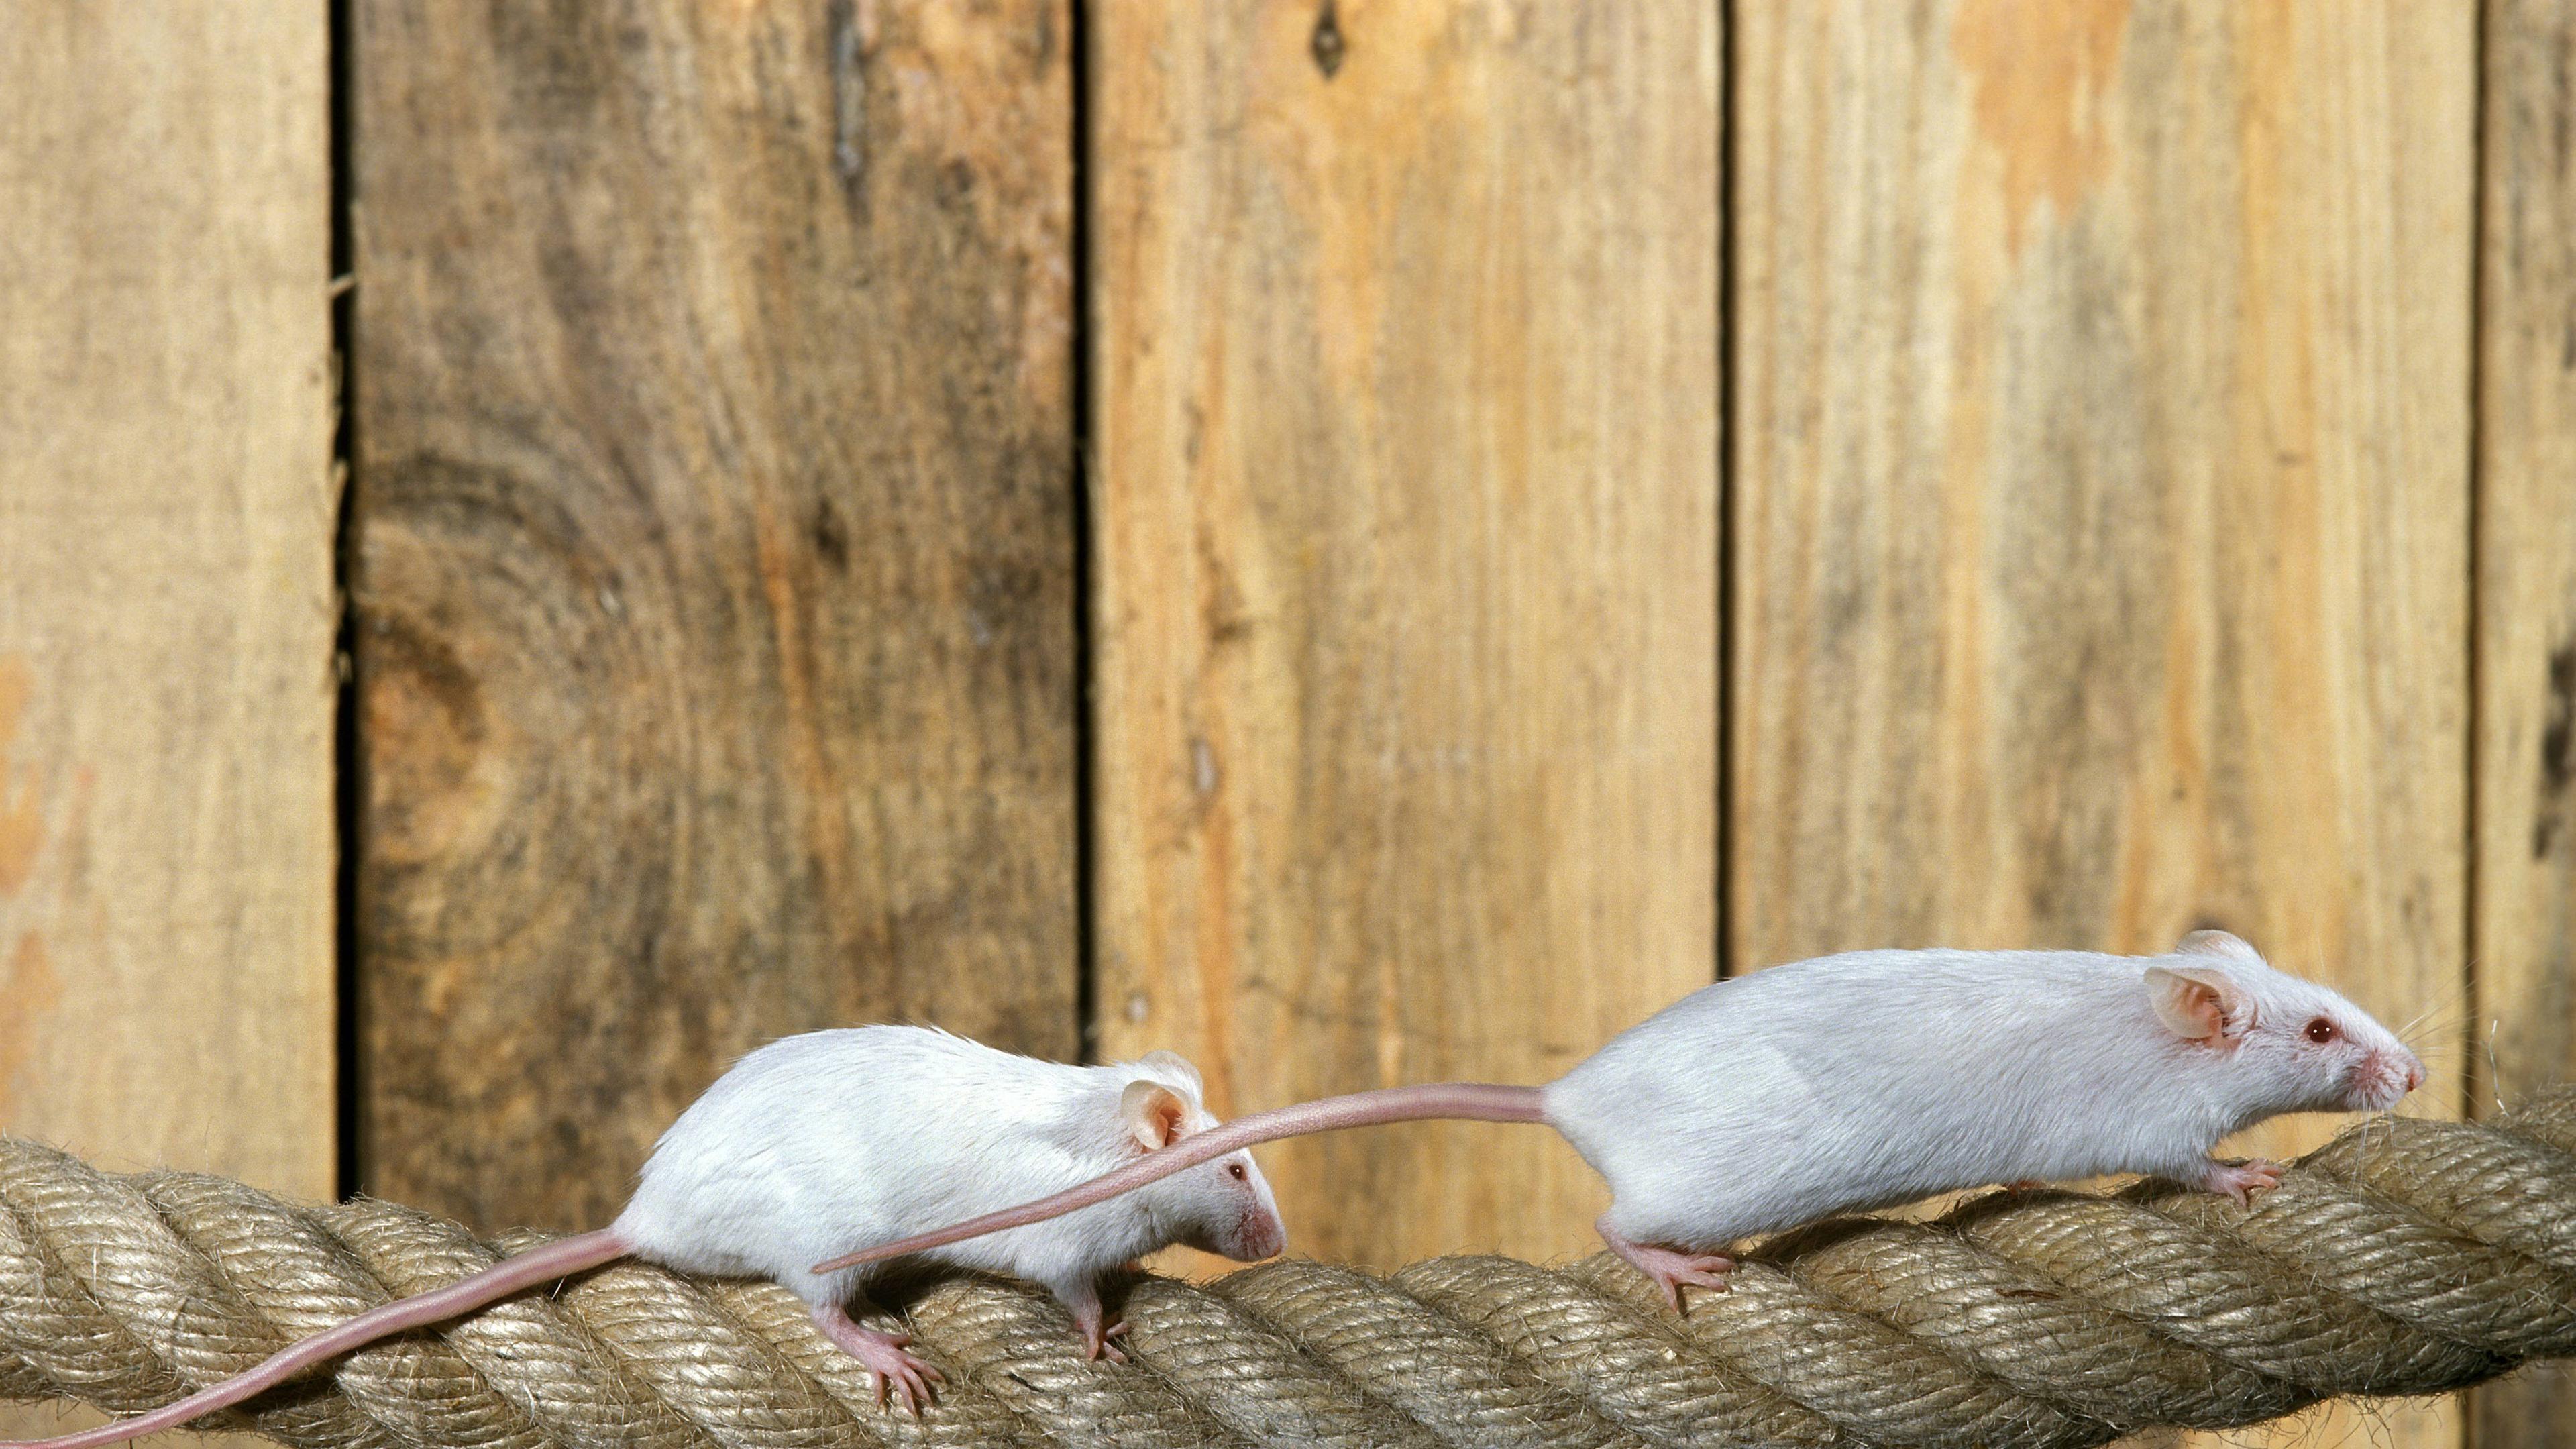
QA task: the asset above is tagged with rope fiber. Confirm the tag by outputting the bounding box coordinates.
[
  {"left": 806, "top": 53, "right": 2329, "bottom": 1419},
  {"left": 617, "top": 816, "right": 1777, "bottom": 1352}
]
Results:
[{"left": 6, "top": 1093, "right": 2576, "bottom": 1449}]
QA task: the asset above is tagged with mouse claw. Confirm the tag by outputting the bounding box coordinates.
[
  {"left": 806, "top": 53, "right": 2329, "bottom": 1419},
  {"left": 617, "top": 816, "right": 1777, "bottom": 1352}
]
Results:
[
  {"left": 1088, "top": 1318, "right": 1132, "bottom": 1364},
  {"left": 887, "top": 1346, "right": 947, "bottom": 1413},
  {"left": 867, "top": 1352, "right": 944, "bottom": 1415},
  {"left": 812, "top": 1304, "right": 943, "bottom": 1415},
  {"left": 1597, "top": 1216, "right": 1735, "bottom": 1316},
  {"left": 1063, "top": 1285, "right": 1135, "bottom": 1364},
  {"left": 1652, "top": 1258, "right": 1737, "bottom": 1315},
  {"left": 2198, "top": 1157, "right": 2286, "bottom": 1207}
]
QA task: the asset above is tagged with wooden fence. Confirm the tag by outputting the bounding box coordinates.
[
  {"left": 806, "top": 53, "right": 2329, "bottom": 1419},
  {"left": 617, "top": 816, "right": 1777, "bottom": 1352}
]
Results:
[{"left": 1, "top": 3, "right": 2567, "bottom": 1446}]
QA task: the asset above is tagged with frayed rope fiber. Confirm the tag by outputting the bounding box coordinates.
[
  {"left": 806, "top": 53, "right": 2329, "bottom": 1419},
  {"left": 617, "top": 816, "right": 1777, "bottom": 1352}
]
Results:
[{"left": 8, "top": 1095, "right": 2576, "bottom": 1449}]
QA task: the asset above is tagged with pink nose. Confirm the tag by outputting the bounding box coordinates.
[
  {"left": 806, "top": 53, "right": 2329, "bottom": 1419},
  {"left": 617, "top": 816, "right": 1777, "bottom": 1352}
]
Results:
[
  {"left": 2403, "top": 1059, "right": 2424, "bottom": 1093},
  {"left": 1236, "top": 1212, "right": 1287, "bottom": 1262}
]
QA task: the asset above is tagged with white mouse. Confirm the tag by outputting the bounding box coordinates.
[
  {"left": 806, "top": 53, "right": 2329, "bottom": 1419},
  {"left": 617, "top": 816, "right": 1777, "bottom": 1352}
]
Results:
[
  {"left": 818, "top": 930, "right": 2424, "bottom": 1312},
  {"left": 10, "top": 1026, "right": 1283, "bottom": 1442}
]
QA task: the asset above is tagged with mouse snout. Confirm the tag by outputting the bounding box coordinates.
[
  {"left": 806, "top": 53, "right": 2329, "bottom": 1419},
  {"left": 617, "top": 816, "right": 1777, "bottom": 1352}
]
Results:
[
  {"left": 1227, "top": 1205, "right": 1287, "bottom": 1262},
  {"left": 1206, "top": 1150, "right": 1285, "bottom": 1261},
  {"left": 2353, "top": 1044, "right": 2425, "bottom": 1110}
]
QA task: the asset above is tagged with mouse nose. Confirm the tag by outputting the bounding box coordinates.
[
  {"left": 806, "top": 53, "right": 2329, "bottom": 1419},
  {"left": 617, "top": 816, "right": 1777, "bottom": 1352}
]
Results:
[
  {"left": 2403, "top": 1059, "right": 2424, "bottom": 1093},
  {"left": 1234, "top": 1209, "right": 1286, "bottom": 1262}
]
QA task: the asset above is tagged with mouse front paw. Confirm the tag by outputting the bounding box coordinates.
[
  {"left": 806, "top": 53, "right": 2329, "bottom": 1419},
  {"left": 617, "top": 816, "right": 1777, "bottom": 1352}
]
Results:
[
  {"left": 1060, "top": 1283, "right": 1134, "bottom": 1364},
  {"left": 1090, "top": 1316, "right": 1132, "bottom": 1364},
  {"left": 2194, "top": 1157, "right": 2285, "bottom": 1207}
]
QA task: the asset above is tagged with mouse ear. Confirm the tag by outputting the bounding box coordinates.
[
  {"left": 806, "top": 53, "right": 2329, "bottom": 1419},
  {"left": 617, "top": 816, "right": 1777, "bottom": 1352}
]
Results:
[
  {"left": 2146, "top": 964, "right": 2252, "bottom": 1042},
  {"left": 1120, "top": 1079, "right": 1189, "bottom": 1150},
  {"left": 1136, "top": 1049, "right": 1203, "bottom": 1093},
  {"left": 2175, "top": 929, "right": 2266, "bottom": 968}
]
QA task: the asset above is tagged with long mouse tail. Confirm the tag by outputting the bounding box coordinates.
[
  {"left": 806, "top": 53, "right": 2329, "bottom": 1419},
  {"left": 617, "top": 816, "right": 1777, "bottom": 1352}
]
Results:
[
  {"left": 1, "top": 1227, "right": 631, "bottom": 1449},
  {"left": 811, "top": 1082, "right": 1548, "bottom": 1274}
]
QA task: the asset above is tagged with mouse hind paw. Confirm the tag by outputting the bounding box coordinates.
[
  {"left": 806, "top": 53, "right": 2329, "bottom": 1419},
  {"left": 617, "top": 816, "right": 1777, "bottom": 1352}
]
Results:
[
  {"left": 812, "top": 1303, "right": 945, "bottom": 1414},
  {"left": 1597, "top": 1215, "right": 1735, "bottom": 1316}
]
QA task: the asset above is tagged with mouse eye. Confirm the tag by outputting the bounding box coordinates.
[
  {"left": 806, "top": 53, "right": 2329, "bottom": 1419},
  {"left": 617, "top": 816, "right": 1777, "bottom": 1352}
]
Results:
[
  {"left": 1226, "top": 1163, "right": 1247, "bottom": 1181},
  {"left": 2304, "top": 1017, "right": 2338, "bottom": 1044}
]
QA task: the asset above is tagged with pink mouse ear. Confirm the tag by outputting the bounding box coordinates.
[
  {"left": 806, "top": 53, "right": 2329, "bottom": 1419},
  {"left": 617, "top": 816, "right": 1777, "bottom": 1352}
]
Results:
[
  {"left": 1135, "top": 1049, "right": 1203, "bottom": 1093},
  {"left": 2175, "top": 928, "right": 2267, "bottom": 967},
  {"left": 2146, "top": 964, "right": 2251, "bottom": 1042},
  {"left": 1120, "top": 1079, "right": 1189, "bottom": 1150}
]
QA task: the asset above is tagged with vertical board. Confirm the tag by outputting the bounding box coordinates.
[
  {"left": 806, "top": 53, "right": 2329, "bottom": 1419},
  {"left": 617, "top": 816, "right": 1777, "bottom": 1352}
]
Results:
[
  {"left": 1733, "top": 3, "right": 2469, "bottom": 1448},
  {"left": 1093, "top": 1, "right": 1720, "bottom": 1270},
  {"left": 0, "top": 1, "right": 337, "bottom": 1442},
  {"left": 355, "top": 0, "right": 1077, "bottom": 1232},
  {"left": 2474, "top": 1, "right": 2576, "bottom": 1442},
  {"left": 0, "top": 0, "right": 337, "bottom": 1204}
]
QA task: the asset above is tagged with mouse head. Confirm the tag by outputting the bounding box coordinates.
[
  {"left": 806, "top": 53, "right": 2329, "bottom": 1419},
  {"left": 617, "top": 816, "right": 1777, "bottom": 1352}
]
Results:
[
  {"left": 1118, "top": 1052, "right": 1287, "bottom": 1263},
  {"left": 2145, "top": 930, "right": 2424, "bottom": 1116}
]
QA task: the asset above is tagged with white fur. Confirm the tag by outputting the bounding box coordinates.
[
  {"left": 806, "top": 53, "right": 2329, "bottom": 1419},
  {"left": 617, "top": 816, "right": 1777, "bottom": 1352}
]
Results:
[
  {"left": 612, "top": 1026, "right": 1283, "bottom": 1312},
  {"left": 1543, "top": 937, "right": 2421, "bottom": 1249}
]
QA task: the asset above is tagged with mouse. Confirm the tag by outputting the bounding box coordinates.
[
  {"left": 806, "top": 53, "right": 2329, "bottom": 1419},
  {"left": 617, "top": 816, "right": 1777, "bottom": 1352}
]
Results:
[
  {"left": 816, "top": 930, "right": 2425, "bottom": 1314},
  {"left": 8, "top": 1026, "right": 1284, "bottom": 1443}
]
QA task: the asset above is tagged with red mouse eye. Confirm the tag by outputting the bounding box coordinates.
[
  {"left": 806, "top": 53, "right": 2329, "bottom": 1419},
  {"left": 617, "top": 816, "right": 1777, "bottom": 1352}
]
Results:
[
  {"left": 1226, "top": 1163, "right": 1247, "bottom": 1181},
  {"left": 2305, "top": 1017, "right": 2337, "bottom": 1044}
]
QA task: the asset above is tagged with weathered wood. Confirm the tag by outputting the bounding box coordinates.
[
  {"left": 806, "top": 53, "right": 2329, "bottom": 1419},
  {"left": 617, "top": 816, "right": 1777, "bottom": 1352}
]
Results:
[
  {"left": 2476, "top": 0, "right": 2576, "bottom": 1135},
  {"left": 0, "top": 3, "right": 337, "bottom": 1442},
  {"left": 1732, "top": 5, "right": 2470, "bottom": 1446},
  {"left": 1093, "top": 0, "right": 1721, "bottom": 1271},
  {"left": 0, "top": 0, "right": 338, "bottom": 1245},
  {"left": 354, "top": 0, "right": 1077, "bottom": 1232},
  {"left": 2474, "top": 3, "right": 2576, "bottom": 1446}
]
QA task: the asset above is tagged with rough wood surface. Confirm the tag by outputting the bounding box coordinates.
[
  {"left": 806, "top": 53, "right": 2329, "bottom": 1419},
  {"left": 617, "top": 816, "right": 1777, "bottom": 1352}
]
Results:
[
  {"left": 1092, "top": 0, "right": 1721, "bottom": 1271},
  {"left": 1731, "top": 4, "right": 2471, "bottom": 1446},
  {"left": 2475, "top": 3, "right": 2576, "bottom": 1445},
  {"left": 354, "top": 0, "right": 1077, "bottom": 1233},
  {"left": 0, "top": 0, "right": 337, "bottom": 1250},
  {"left": 0, "top": 3, "right": 338, "bottom": 1442}
]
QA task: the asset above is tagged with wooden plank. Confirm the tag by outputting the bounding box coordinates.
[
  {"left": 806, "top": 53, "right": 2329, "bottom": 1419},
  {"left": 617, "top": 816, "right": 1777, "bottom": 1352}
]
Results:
[
  {"left": 1093, "top": 1, "right": 1720, "bottom": 1271},
  {"left": 354, "top": 0, "right": 1077, "bottom": 1232},
  {"left": 0, "top": 2, "right": 337, "bottom": 1441},
  {"left": 2473, "top": 3, "right": 2576, "bottom": 1444},
  {"left": 1732, "top": 4, "right": 2470, "bottom": 1448}
]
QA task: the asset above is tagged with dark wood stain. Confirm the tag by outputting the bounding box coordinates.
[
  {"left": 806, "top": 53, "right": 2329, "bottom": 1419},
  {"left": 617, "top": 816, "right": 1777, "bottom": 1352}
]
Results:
[
  {"left": 1310, "top": 3, "right": 1346, "bottom": 78},
  {"left": 2543, "top": 642, "right": 2575, "bottom": 794}
]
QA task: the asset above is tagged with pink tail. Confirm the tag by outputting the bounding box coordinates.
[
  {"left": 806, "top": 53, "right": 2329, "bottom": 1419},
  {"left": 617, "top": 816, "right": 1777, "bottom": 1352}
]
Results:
[
  {"left": 3, "top": 1228, "right": 631, "bottom": 1449},
  {"left": 810, "top": 1083, "right": 1550, "bottom": 1274}
]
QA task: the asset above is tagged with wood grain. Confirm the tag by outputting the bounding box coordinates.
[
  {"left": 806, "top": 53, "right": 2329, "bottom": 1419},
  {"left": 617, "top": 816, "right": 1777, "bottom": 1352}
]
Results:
[
  {"left": 354, "top": 0, "right": 1077, "bottom": 1232},
  {"left": 0, "top": 3, "right": 337, "bottom": 1442},
  {"left": 1092, "top": 0, "right": 1721, "bottom": 1271},
  {"left": 2473, "top": 3, "right": 2576, "bottom": 1444},
  {"left": 1733, "top": 4, "right": 2470, "bottom": 1446}
]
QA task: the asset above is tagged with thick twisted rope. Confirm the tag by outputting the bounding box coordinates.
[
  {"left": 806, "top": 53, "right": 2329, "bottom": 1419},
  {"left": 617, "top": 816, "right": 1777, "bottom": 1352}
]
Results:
[{"left": 7, "top": 1095, "right": 2576, "bottom": 1449}]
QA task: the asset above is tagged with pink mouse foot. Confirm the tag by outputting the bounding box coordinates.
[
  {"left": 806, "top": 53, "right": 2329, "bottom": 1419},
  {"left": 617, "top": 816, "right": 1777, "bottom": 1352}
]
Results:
[
  {"left": 1093, "top": 1318, "right": 1132, "bottom": 1364},
  {"left": 1597, "top": 1215, "right": 1734, "bottom": 1316},
  {"left": 1063, "top": 1285, "right": 1132, "bottom": 1363},
  {"left": 812, "top": 1303, "right": 945, "bottom": 1414},
  {"left": 1079, "top": 1309, "right": 1131, "bottom": 1364},
  {"left": 2195, "top": 1157, "right": 2285, "bottom": 1207}
]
